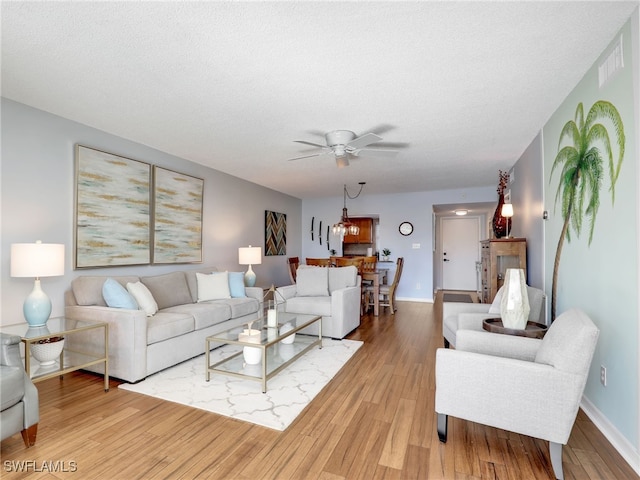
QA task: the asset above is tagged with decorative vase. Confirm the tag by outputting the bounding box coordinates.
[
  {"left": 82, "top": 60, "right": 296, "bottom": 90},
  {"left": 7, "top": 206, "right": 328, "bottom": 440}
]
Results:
[
  {"left": 31, "top": 337, "right": 65, "bottom": 366},
  {"left": 500, "top": 269, "right": 530, "bottom": 329},
  {"left": 239, "top": 328, "right": 262, "bottom": 364},
  {"left": 279, "top": 323, "right": 295, "bottom": 344},
  {"left": 492, "top": 193, "right": 507, "bottom": 238},
  {"left": 492, "top": 170, "right": 510, "bottom": 238}
]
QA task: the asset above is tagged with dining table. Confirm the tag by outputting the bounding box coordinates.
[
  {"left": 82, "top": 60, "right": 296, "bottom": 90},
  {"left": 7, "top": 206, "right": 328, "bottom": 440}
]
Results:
[{"left": 362, "top": 269, "right": 388, "bottom": 316}]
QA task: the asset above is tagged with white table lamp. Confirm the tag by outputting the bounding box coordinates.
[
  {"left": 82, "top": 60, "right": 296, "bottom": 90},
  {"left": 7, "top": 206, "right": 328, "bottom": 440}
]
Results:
[
  {"left": 238, "top": 245, "right": 262, "bottom": 287},
  {"left": 11, "top": 241, "right": 65, "bottom": 326},
  {"left": 501, "top": 203, "right": 514, "bottom": 238}
]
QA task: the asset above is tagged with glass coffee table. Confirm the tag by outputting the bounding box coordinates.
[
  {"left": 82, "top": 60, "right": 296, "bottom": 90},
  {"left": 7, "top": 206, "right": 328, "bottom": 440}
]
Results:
[{"left": 205, "top": 312, "right": 322, "bottom": 393}]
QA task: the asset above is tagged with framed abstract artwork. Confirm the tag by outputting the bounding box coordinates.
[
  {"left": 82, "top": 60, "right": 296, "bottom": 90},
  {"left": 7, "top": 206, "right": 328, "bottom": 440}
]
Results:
[
  {"left": 152, "top": 166, "right": 204, "bottom": 264},
  {"left": 74, "top": 145, "right": 151, "bottom": 268},
  {"left": 265, "top": 210, "right": 286, "bottom": 256}
]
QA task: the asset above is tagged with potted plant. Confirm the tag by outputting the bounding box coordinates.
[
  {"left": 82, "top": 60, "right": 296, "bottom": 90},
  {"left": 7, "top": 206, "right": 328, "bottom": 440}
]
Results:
[{"left": 382, "top": 248, "right": 391, "bottom": 261}]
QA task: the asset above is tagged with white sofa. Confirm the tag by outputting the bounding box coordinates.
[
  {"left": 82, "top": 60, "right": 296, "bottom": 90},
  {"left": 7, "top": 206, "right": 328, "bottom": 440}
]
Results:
[
  {"left": 64, "top": 267, "right": 262, "bottom": 383},
  {"left": 276, "top": 266, "right": 361, "bottom": 339}
]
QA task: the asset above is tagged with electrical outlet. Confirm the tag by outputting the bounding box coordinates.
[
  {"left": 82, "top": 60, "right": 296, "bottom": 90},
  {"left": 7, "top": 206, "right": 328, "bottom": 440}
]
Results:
[{"left": 600, "top": 365, "right": 607, "bottom": 386}]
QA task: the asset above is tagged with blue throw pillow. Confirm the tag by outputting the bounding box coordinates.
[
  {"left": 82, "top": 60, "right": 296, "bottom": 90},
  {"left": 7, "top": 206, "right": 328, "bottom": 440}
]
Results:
[
  {"left": 228, "top": 272, "right": 247, "bottom": 298},
  {"left": 103, "top": 278, "right": 138, "bottom": 309}
]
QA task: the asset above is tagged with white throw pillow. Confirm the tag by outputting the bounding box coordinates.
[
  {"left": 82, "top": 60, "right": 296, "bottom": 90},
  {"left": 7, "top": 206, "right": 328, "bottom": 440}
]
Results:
[
  {"left": 488, "top": 286, "right": 504, "bottom": 314},
  {"left": 296, "top": 267, "right": 329, "bottom": 297},
  {"left": 196, "top": 272, "right": 231, "bottom": 302},
  {"left": 126, "top": 281, "right": 158, "bottom": 316}
]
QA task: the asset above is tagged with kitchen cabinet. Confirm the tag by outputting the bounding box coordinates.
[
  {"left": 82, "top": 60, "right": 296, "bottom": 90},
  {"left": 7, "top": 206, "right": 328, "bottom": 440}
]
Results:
[
  {"left": 343, "top": 218, "right": 373, "bottom": 244},
  {"left": 480, "top": 238, "right": 527, "bottom": 303}
]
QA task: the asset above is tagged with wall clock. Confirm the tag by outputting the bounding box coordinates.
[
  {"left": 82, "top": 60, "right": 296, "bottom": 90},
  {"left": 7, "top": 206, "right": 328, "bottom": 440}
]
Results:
[{"left": 399, "top": 221, "right": 413, "bottom": 236}]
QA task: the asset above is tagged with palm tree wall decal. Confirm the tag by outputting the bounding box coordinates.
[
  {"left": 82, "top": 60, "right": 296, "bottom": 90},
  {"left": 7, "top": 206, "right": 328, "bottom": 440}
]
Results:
[{"left": 550, "top": 100, "right": 625, "bottom": 321}]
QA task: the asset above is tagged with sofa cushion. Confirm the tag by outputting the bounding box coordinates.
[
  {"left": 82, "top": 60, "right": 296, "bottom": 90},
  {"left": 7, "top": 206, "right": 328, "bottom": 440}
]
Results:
[
  {"left": 141, "top": 272, "right": 193, "bottom": 310},
  {"left": 196, "top": 272, "right": 231, "bottom": 301},
  {"left": 163, "top": 302, "right": 231, "bottom": 330},
  {"left": 184, "top": 267, "right": 219, "bottom": 303},
  {"left": 102, "top": 278, "right": 138, "bottom": 309},
  {"left": 296, "top": 267, "right": 329, "bottom": 297},
  {"left": 328, "top": 266, "right": 358, "bottom": 293},
  {"left": 219, "top": 297, "right": 260, "bottom": 319},
  {"left": 126, "top": 281, "right": 158, "bottom": 316},
  {"left": 71, "top": 276, "right": 140, "bottom": 306},
  {"left": 228, "top": 272, "right": 247, "bottom": 298},
  {"left": 285, "top": 296, "right": 332, "bottom": 317},
  {"left": 146, "top": 312, "right": 195, "bottom": 345}
]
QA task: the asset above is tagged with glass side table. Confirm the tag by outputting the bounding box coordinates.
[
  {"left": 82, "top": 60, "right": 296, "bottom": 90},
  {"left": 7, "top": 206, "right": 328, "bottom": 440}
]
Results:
[{"left": 0, "top": 317, "right": 109, "bottom": 391}]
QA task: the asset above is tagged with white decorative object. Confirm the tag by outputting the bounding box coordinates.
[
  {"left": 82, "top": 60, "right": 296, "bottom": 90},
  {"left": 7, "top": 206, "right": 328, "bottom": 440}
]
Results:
[
  {"left": 279, "top": 323, "right": 295, "bottom": 344},
  {"left": 239, "top": 324, "right": 262, "bottom": 364},
  {"left": 500, "top": 268, "right": 530, "bottom": 329},
  {"left": 31, "top": 337, "right": 65, "bottom": 366}
]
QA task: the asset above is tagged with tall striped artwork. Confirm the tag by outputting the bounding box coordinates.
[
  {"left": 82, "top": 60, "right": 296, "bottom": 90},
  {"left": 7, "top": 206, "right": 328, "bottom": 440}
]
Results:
[
  {"left": 153, "top": 167, "right": 203, "bottom": 264},
  {"left": 265, "top": 210, "right": 286, "bottom": 256},
  {"left": 75, "top": 145, "right": 151, "bottom": 268}
]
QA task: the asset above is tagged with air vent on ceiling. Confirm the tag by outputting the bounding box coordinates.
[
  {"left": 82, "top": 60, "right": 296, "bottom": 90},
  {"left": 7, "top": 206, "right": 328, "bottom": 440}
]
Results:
[{"left": 598, "top": 35, "right": 624, "bottom": 89}]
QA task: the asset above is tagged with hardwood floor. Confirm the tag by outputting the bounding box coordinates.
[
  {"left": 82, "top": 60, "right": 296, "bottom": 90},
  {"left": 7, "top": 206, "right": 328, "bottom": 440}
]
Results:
[{"left": 2, "top": 294, "right": 637, "bottom": 479}]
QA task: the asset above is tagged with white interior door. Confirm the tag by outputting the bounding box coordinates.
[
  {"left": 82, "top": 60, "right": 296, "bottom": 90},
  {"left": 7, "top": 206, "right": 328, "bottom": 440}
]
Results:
[{"left": 441, "top": 216, "right": 480, "bottom": 290}]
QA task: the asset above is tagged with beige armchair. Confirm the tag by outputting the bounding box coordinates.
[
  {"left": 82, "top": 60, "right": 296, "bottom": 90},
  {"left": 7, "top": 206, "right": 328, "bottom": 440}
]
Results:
[
  {"left": 0, "top": 333, "right": 39, "bottom": 447},
  {"left": 435, "top": 308, "right": 599, "bottom": 480},
  {"left": 442, "top": 285, "right": 545, "bottom": 348}
]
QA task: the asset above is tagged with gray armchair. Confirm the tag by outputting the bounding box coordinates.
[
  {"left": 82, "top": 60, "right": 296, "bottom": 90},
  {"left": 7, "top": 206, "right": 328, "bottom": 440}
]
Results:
[
  {"left": 442, "top": 285, "right": 545, "bottom": 348},
  {"left": 435, "top": 308, "right": 599, "bottom": 480},
  {"left": 0, "top": 333, "right": 39, "bottom": 447}
]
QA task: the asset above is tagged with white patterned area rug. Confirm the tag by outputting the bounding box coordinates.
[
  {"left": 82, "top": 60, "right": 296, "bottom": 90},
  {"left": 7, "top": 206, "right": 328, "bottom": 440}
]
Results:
[{"left": 119, "top": 338, "right": 362, "bottom": 431}]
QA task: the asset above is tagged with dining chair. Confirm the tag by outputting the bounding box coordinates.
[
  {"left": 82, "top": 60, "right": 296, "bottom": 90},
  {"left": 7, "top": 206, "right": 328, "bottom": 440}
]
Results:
[
  {"left": 366, "top": 257, "right": 404, "bottom": 314},
  {"left": 306, "top": 258, "right": 332, "bottom": 267},
  {"left": 287, "top": 257, "right": 299, "bottom": 284}
]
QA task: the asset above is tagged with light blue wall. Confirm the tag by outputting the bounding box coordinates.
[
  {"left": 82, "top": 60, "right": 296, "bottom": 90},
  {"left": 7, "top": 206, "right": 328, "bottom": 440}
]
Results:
[
  {"left": 542, "top": 15, "right": 638, "bottom": 450},
  {"left": 302, "top": 186, "right": 497, "bottom": 301},
  {"left": 510, "top": 133, "right": 545, "bottom": 292},
  {"left": 1, "top": 99, "right": 301, "bottom": 326}
]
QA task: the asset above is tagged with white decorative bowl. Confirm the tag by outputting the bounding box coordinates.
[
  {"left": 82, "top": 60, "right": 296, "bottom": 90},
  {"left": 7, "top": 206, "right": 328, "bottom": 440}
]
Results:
[{"left": 31, "top": 338, "right": 65, "bottom": 366}]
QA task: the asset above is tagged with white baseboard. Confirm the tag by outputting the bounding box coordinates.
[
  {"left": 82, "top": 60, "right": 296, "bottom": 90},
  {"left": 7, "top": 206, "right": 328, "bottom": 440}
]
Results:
[
  {"left": 580, "top": 395, "right": 640, "bottom": 475},
  {"left": 396, "top": 297, "right": 433, "bottom": 303}
]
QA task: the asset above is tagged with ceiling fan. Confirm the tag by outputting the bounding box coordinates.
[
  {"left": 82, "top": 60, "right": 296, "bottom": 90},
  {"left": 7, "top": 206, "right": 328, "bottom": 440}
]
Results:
[{"left": 288, "top": 130, "right": 402, "bottom": 168}]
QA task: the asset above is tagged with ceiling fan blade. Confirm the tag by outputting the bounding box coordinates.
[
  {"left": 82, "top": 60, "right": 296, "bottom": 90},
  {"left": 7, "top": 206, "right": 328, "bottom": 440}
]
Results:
[
  {"left": 373, "top": 141, "right": 411, "bottom": 149},
  {"left": 294, "top": 140, "right": 327, "bottom": 148},
  {"left": 288, "top": 153, "right": 323, "bottom": 161},
  {"left": 346, "top": 132, "right": 382, "bottom": 150},
  {"left": 352, "top": 149, "right": 399, "bottom": 158},
  {"left": 365, "top": 124, "right": 396, "bottom": 136}
]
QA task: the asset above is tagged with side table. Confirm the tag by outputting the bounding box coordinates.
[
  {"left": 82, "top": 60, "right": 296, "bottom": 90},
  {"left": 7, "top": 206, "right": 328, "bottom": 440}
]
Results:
[
  {"left": 482, "top": 318, "right": 547, "bottom": 339},
  {"left": 0, "top": 317, "right": 109, "bottom": 391}
]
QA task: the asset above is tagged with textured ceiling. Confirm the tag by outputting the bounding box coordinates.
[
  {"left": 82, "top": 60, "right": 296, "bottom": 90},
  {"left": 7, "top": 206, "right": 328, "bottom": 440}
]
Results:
[{"left": 2, "top": 1, "right": 637, "bottom": 199}]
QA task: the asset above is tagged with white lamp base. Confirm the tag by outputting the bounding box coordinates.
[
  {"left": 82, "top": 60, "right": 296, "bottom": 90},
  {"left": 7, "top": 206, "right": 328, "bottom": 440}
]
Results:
[
  {"left": 23, "top": 279, "right": 52, "bottom": 327},
  {"left": 244, "top": 265, "right": 256, "bottom": 287}
]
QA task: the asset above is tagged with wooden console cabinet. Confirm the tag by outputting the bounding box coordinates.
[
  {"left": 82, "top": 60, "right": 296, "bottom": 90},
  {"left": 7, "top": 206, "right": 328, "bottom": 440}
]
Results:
[{"left": 480, "top": 238, "right": 527, "bottom": 303}]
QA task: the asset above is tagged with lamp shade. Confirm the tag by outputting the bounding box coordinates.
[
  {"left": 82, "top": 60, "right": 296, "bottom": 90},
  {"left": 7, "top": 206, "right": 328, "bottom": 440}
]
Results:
[
  {"left": 238, "top": 246, "right": 262, "bottom": 265},
  {"left": 11, "top": 242, "right": 65, "bottom": 278},
  {"left": 501, "top": 203, "right": 514, "bottom": 218}
]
